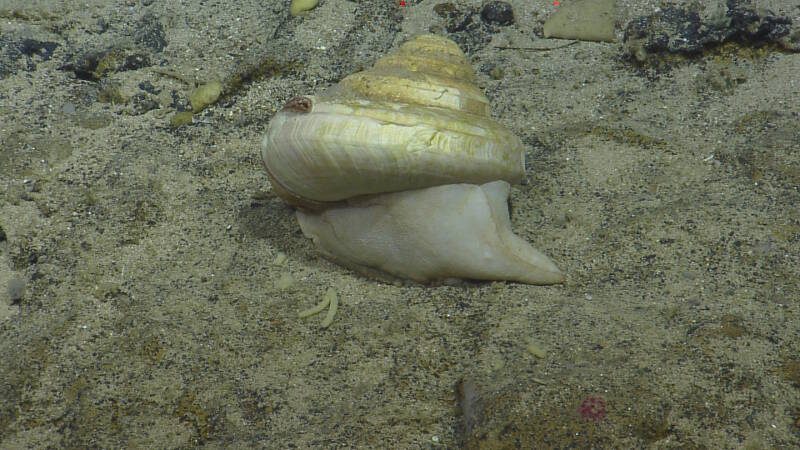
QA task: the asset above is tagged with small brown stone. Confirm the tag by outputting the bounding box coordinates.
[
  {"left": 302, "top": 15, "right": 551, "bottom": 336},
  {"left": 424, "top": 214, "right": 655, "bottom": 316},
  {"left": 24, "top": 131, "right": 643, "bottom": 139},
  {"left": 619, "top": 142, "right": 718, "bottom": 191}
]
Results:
[{"left": 282, "top": 96, "right": 313, "bottom": 113}]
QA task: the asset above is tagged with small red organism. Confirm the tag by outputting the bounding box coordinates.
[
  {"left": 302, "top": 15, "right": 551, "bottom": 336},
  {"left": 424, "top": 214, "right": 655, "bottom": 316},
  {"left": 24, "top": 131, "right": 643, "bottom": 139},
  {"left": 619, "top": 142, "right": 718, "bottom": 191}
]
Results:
[{"left": 578, "top": 395, "right": 607, "bottom": 422}]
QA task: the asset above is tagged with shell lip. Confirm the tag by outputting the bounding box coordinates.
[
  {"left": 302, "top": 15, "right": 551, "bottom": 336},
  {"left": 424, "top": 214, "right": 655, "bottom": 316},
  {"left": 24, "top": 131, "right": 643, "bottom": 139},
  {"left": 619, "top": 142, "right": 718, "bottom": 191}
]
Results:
[
  {"left": 261, "top": 155, "right": 333, "bottom": 210},
  {"left": 262, "top": 100, "right": 334, "bottom": 210}
]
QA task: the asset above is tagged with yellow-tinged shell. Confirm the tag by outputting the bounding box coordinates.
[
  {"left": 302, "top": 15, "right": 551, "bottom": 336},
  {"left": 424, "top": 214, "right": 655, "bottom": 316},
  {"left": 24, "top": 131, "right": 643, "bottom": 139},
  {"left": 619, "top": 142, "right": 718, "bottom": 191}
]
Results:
[{"left": 262, "top": 34, "right": 525, "bottom": 208}]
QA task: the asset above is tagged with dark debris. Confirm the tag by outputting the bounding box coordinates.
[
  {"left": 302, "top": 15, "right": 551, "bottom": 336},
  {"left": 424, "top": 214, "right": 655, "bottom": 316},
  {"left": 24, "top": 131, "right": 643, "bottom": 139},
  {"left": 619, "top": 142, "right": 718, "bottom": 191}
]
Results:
[
  {"left": 60, "top": 48, "right": 152, "bottom": 81},
  {"left": 624, "top": 0, "right": 796, "bottom": 62},
  {"left": 431, "top": 1, "right": 518, "bottom": 54},
  {"left": 0, "top": 36, "right": 60, "bottom": 78}
]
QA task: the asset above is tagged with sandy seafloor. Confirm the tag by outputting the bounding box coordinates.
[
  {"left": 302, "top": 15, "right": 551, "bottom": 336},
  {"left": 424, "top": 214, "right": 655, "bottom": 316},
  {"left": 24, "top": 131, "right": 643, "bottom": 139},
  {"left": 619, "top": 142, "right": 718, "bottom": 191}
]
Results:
[{"left": 1, "top": 0, "right": 799, "bottom": 448}]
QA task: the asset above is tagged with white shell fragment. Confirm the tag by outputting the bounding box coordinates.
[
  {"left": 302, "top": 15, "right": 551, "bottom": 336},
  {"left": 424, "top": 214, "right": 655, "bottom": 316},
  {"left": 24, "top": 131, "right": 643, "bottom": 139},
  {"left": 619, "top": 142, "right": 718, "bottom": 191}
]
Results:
[{"left": 296, "top": 181, "right": 564, "bottom": 285}]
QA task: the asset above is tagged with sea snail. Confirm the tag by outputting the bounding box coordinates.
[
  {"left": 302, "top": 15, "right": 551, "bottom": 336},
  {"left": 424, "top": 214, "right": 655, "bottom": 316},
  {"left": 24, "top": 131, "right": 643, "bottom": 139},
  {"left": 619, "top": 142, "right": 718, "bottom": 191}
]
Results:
[{"left": 262, "top": 34, "right": 564, "bottom": 284}]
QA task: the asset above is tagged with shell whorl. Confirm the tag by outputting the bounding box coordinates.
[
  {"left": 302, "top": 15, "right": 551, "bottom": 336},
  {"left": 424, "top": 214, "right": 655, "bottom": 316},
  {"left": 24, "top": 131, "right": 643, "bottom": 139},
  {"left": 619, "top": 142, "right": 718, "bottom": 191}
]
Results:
[
  {"left": 322, "top": 34, "right": 490, "bottom": 117},
  {"left": 262, "top": 34, "right": 525, "bottom": 208}
]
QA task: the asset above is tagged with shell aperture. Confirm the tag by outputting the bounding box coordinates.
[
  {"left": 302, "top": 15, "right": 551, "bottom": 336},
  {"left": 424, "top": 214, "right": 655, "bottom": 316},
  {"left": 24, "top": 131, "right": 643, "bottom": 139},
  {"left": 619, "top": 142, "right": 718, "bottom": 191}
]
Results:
[{"left": 297, "top": 181, "right": 565, "bottom": 285}]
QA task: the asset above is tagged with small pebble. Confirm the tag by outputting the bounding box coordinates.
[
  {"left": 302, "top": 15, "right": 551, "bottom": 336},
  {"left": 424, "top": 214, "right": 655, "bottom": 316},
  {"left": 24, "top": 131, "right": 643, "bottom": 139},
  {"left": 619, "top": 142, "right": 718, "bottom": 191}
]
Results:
[
  {"left": 489, "top": 66, "right": 505, "bottom": 80},
  {"left": 189, "top": 80, "right": 222, "bottom": 113},
  {"left": 480, "top": 1, "right": 514, "bottom": 26},
  {"left": 290, "top": 0, "right": 318, "bottom": 16}
]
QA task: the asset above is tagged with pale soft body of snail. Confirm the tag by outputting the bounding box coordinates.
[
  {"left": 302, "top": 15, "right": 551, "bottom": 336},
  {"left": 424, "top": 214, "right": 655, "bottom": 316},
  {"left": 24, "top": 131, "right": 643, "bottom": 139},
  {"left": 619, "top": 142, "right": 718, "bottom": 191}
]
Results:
[{"left": 262, "top": 35, "right": 563, "bottom": 284}]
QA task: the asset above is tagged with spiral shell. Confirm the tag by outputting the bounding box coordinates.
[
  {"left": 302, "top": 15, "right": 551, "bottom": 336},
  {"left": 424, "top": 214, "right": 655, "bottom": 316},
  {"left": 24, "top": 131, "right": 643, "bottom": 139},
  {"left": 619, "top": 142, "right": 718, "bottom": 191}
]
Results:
[{"left": 262, "top": 34, "right": 525, "bottom": 208}]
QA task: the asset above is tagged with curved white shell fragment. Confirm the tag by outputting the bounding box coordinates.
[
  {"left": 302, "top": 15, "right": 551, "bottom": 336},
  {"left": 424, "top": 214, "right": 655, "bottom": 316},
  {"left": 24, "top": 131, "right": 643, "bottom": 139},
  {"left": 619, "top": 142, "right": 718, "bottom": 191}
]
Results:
[{"left": 296, "top": 181, "right": 564, "bottom": 285}]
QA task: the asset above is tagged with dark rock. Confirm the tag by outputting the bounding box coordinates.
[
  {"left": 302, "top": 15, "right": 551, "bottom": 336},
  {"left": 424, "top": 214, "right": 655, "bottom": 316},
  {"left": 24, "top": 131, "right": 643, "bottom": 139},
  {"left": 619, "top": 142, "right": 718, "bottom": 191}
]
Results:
[
  {"left": 429, "top": 3, "right": 494, "bottom": 54},
  {"left": 122, "top": 53, "right": 150, "bottom": 71},
  {"left": 135, "top": 12, "right": 167, "bottom": 52},
  {"left": 0, "top": 36, "right": 60, "bottom": 78},
  {"left": 435, "top": 3, "right": 476, "bottom": 34},
  {"left": 624, "top": 1, "right": 795, "bottom": 61},
  {"left": 130, "top": 93, "right": 159, "bottom": 115},
  {"left": 625, "top": 7, "right": 704, "bottom": 54},
  {"left": 61, "top": 48, "right": 152, "bottom": 81},
  {"left": 480, "top": 1, "right": 514, "bottom": 26},
  {"left": 138, "top": 80, "right": 160, "bottom": 94},
  {"left": 433, "top": 2, "right": 459, "bottom": 20},
  {"left": 18, "top": 39, "right": 59, "bottom": 60},
  {"left": 66, "top": 50, "right": 103, "bottom": 80}
]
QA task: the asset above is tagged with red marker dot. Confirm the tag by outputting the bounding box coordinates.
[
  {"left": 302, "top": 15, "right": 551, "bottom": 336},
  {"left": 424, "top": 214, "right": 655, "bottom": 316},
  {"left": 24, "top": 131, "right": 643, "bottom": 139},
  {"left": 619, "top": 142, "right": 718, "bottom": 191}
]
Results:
[{"left": 553, "top": 0, "right": 560, "bottom": 5}]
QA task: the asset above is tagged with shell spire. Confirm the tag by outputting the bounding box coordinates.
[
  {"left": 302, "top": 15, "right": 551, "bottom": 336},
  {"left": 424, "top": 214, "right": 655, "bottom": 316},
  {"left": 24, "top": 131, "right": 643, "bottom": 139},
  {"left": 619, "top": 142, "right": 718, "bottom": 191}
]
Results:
[{"left": 323, "top": 34, "right": 491, "bottom": 116}]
